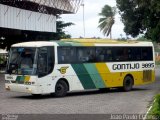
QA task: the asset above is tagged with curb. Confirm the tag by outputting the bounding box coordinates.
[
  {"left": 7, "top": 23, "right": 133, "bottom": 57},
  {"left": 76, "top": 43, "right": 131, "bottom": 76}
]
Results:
[{"left": 143, "top": 99, "right": 156, "bottom": 120}]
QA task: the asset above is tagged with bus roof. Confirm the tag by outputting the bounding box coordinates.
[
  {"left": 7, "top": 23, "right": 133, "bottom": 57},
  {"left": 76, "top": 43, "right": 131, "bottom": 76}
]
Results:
[
  {"left": 11, "top": 39, "right": 153, "bottom": 47},
  {"left": 12, "top": 41, "right": 55, "bottom": 47}
]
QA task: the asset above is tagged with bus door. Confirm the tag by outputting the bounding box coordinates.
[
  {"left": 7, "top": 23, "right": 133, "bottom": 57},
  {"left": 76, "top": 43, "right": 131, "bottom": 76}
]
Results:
[{"left": 37, "top": 47, "right": 54, "bottom": 93}]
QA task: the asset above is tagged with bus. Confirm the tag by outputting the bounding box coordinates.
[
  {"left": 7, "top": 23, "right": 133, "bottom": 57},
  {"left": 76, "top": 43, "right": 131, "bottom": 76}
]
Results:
[{"left": 5, "top": 39, "right": 155, "bottom": 97}]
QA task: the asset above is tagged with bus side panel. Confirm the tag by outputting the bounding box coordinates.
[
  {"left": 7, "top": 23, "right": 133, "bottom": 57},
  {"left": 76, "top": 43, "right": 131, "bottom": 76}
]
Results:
[
  {"left": 95, "top": 63, "right": 155, "bottom": 88},
  {"left": 95, "top": 63, "right": 122, "bottom": 87},
  {"left": 54, "top": 63, "right": 155, "bottom": 91},
  {"left": 54, "top": 64, "right": 84, "bottom": 91},
  {"left": 83, "top": 64, "right": 106, "bottom": 88}
]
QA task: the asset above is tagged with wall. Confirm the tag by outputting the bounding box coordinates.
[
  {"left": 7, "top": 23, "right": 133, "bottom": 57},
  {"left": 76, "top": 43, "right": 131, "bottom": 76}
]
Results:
[{"left": 0, "top": 4, "right": 56, "bottom": 32}]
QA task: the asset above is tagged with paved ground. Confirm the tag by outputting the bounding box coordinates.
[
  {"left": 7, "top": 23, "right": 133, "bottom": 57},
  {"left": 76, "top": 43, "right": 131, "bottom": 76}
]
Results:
[{"left": 0, "top": 69, "right": 160, "bottom": 119}]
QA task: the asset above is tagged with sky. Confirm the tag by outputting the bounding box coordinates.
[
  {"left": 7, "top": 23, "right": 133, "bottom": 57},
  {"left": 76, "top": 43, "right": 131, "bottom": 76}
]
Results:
[{"left": 61, "top": 0, "right": 126, "bottom": 39}]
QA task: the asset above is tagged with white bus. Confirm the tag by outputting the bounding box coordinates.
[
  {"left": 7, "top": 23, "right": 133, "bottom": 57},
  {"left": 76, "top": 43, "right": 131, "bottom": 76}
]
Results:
[{"left": 5, "top": 39, "right": 155, "bottom": 97}]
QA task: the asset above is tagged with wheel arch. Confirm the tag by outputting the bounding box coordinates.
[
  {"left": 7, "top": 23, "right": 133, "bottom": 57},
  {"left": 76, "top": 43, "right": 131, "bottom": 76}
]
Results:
[
  {"left": 57, "top": 78, "right": 70, "bottom": 91},
  {"left": 124, "top": 74, "right": 134, "bottom": 85}
]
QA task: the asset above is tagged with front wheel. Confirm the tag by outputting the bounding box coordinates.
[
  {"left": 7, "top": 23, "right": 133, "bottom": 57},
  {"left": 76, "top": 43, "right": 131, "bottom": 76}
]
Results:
[
  {"left": 54, "top": 80, "right": 68, "bottom": 97},
  {"left": 123, "top": 76, "right": 134, "bottom": 92}
]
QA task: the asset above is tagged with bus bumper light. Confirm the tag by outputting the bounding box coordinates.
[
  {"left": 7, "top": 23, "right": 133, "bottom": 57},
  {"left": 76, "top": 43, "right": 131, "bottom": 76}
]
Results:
[
  {"left": 26, "top": 87, "right": 32, "bottom": 92},
  {"left": 5, "top": 86, "right": 10, "bottom": 91}
]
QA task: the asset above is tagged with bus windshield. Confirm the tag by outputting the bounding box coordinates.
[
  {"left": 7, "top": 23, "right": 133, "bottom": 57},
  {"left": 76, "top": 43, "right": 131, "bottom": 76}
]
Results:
[{"left": 7, "top": 47, "right": 37, "bottom": 75}]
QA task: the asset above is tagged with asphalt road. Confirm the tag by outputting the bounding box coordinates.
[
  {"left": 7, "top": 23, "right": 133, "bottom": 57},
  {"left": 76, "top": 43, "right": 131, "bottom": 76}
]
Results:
[{"left": 0, "top": 69, "right": 160, "bottom": 119}]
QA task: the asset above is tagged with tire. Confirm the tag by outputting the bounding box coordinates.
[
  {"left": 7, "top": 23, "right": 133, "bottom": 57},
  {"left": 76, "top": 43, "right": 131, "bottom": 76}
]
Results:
[
  {"left": 54, "top": 80, "right": 68, "bottom": 97},
  {"left": 123, "top": 76, "right": 133, "bottom": 92}
]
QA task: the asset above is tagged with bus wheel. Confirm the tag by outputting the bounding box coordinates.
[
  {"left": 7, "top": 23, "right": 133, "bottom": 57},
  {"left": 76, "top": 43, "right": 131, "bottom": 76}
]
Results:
[
  {"left": 55, "top": 80, "right": 68, "bottom": 97},
  {"left": 123, "top": 76, "right": 133, "bottom": 92}
]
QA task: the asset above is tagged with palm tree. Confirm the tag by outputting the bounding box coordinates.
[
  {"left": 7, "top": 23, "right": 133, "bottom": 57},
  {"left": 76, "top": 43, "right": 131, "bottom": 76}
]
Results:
[{"left": 98, "top": 5, "right": 116, "bottom": 39}]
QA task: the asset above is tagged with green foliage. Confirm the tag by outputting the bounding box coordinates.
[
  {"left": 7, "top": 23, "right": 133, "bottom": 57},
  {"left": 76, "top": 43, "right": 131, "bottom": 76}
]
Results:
[
  {"left": 148, "top": 94, "right": 160, "bottom": 119},
  {"left": 53, "top": 20, "right": 74, "bottom": 40},
  {"left": 98, "top": 5, "right": 116, "bottom": 39},
  {"left": 116, "top": 0, "right": 160, "bottom": 42},
  {"left": 137, "top": 36, "right": 151, "bottom": 41}
]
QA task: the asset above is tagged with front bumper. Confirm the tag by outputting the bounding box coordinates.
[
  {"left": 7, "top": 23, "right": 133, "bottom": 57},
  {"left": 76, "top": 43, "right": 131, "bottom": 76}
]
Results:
[{"left": 5, "top": 83, "right": 42, "bottom": 94}]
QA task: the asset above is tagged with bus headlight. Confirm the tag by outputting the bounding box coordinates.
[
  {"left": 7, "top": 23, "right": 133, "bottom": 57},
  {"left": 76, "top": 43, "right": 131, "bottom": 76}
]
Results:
[
  {"left": 5, "top": 86, "right": 10, "bottom": 91},
  {"left": 25, "top": 82, "right": 31, "bottom": 85},
  {"left": 25, "top": 82, "right": 35, "bottom": 85}
]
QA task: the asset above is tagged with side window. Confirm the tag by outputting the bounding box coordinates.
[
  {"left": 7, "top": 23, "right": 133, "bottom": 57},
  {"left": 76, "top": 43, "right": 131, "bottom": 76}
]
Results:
[
  {"left": 127, "top": 47, "right": 134, "bottom": 60},
  {"left": 96, "top": 47, "right": 113, "bottom": 62},
  {"left": 58, "top": 47, "right": 76, "bottom": 64},
  {"left": 141, "top": 47, "right": 153, "bottom": 61},
  {"left": 114, "top": 47, "right": 124, "bottom": 61},
  {"left": 38, "top": 47, "right": 48, "bottom": 74},
  {"left": 77, "top": 47, "right": 96, "bottom": 63},
  {"left": 38, "top": 47, "right": 54, "bottom": 77},
  {"left": 132, "top": 47, "right": 141, "bottom": 61},
  {"left": 48, "top": 47, "right": 54, "bottom": 73},
  {"left": 96, "top": 48, "right": 105, "bottom": 62}
]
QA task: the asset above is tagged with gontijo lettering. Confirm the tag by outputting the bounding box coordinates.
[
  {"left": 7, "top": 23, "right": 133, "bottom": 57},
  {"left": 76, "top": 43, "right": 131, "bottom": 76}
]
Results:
[{"left": 112, "top": 63, "right": 140, "bottom": 70}]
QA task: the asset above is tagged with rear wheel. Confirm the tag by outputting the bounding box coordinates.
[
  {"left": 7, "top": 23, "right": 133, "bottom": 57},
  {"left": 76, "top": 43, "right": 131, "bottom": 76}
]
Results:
[
  {"left": 54, "top": 80, "right": 68, "bottom": 97},
  {"left": 123, "top": 76, "right": 134, "bottom": 91}
]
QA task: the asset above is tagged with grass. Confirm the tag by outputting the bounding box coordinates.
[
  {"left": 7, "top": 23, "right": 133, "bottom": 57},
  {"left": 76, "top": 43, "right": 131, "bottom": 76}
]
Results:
[
  {"left": 147, "top": 94, "right": 160, "bottom": 119},
  {"left": 155, "top": 61, "right": 160, "bottom": 65}
]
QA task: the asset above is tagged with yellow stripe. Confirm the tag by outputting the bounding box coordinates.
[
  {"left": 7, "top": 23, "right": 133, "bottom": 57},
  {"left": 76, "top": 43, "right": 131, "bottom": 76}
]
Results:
[
  {"left": 95, "top": 63, "right": 123, "bottom": 87},
  {"left": 95, "top": 63, "right": 110, "bottom": 87},
  {"left": 81, "top": 43, "right": 95, "bottom": 46},
  {"left": 61, "top": 39, "right": 138, "bottom": 44},
  {"left": 24, "top": 76, "right": 30, "bottom": 82}
]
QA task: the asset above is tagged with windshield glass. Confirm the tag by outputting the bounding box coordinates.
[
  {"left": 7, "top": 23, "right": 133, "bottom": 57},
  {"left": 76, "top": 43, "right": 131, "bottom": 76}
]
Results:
[{"left": 7, "top": 47, "right": 37, "bottom": 75}]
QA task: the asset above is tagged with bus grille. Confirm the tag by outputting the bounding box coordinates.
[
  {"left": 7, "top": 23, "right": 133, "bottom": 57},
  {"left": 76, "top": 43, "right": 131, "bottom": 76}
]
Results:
[{"left": 143, "top": 70, "right": 152, "bottom": 82}]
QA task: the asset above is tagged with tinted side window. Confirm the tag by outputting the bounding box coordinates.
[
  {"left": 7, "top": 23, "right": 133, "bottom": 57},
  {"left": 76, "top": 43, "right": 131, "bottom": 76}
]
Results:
[
  {"left": 77, "top": 47, "right": 96, "bottom": 63},
  {"left": 96, "top": 47, "right": 113, "bottom": 62},
  {"left": 141, "top": 47, "right": 153, "bottom": 61},
  {"left": 114, "top": 47, "right": 126, "bottom": 61},
  {"left": 38, "top": 47, "right": 48, "bottom": 74},
  {"left": 48, "top": 47, "right": 54, "bottom": 73},
  {"left": 38, "top": 47, "right": 54, "bottom": 77},
  {"left": 57, "top": 46, "right": 153, "bottom": 64},
  {"left": 58, "top": 47, "right": 76, "bottom": 64},
  {"left": 132, "top": 47, "right": 141, "bottom": 61}
]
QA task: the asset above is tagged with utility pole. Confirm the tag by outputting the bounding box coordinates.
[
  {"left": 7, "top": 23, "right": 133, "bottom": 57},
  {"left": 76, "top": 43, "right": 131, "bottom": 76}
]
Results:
[{"left": 81, "top": 0, "right": 85, "bottom": 38}]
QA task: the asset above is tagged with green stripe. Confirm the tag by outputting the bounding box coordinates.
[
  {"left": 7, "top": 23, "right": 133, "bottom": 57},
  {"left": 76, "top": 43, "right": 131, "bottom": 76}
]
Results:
[
  {"left": 57, "top": 41, "right": 72, "bottom": 46},
  {"left": 83, "top": 64, "right": 106, "bottom": 88},
  {"left": 16, "top": 76, "right": 25, "bottom": 84},
  {"left": 16, "top": 76, "right": 21, "bottom": 82},
  {"left": 71, "top": 64, "right": 96, "bottom": 89},
  {"left": 57, "top": 41, "right": 83, "bottom": 46},
  {"left": 71, "top": 42, "right": 82, "bottom": 46}
]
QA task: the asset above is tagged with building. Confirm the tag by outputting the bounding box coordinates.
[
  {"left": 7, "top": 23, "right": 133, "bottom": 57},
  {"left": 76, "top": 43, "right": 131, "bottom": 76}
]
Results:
[{"left": 0, "top": 0, "right": 83, "bottom": 49}]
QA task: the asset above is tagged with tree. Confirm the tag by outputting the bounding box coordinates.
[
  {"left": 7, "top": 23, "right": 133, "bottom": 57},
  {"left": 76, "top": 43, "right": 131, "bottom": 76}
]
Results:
[
  {"left": 98, "top": 5, "right": 116, "bottom": 39},
  {"left": 116, "top": 0, "right": 160, "bottom": 42},
  {"left": 53, "top": 20, "right": 74, "bottom": 40}
]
